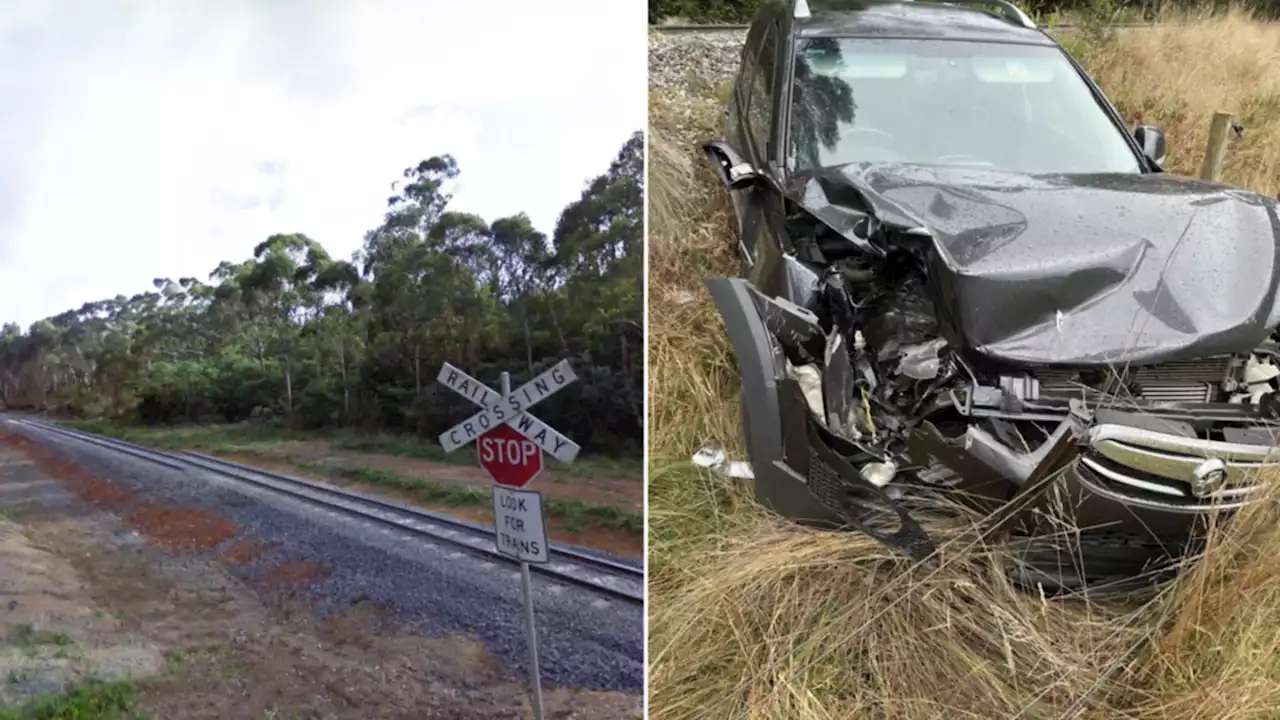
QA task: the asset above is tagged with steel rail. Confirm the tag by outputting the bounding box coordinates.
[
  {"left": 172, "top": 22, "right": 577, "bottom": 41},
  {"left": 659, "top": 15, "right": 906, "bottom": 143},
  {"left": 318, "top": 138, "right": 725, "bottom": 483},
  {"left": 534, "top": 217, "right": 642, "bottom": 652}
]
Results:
[
  {"left": 181, "top": 450, "right": 643, "bottom": 576},
  {"left": 12, "top": 418, "right": 644, "bottom": 605}
]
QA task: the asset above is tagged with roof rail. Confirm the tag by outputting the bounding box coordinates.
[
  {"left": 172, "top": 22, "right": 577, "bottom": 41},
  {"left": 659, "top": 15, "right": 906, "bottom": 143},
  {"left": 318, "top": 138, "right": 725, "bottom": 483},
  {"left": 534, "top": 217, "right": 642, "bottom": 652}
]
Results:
[
  {"left": 796, "top": 0, "right": 1035, "bottom": 27},
  {"left": 945, "top": 0, "right": 1036, "bottom": 28}
]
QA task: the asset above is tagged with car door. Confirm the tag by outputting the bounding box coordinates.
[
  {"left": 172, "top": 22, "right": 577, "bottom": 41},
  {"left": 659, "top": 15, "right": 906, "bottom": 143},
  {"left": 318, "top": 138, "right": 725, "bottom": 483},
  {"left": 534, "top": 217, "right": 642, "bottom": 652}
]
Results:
[{"left": 728, "top": 16, "right": 781, "bottom": 268}]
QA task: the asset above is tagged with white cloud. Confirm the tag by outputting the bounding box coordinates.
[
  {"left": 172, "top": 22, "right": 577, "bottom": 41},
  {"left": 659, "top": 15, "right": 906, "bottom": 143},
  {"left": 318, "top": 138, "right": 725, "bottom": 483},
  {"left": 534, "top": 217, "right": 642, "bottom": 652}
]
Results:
[{"left": 0, "top": 0, "right": 646, "bottom": 326}]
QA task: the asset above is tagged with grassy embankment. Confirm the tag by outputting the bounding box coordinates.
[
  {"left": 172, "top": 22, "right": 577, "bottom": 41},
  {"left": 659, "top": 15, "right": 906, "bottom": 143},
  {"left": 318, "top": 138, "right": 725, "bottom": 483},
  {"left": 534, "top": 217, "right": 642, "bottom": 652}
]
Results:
[
  {"left": 61, "top": 420, "right": 643, "bottom": 537},
  {"left": 648, "top": 9, "right": 1280, "bottom": 718}
]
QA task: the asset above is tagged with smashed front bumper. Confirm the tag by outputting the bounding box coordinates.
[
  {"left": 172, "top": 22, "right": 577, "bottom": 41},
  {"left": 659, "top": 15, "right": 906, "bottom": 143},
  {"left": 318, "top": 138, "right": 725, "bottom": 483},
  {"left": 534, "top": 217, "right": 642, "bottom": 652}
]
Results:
[{"left": 705, "top": 276, "right": 1278, "bottom": 571}]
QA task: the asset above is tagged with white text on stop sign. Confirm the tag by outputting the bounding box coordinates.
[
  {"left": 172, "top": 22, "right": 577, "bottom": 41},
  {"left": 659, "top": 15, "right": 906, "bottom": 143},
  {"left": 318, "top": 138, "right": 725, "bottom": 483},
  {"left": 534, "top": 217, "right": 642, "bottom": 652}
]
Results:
[{"left": 480, "top": 436, "right": 539, "bottom": 466}]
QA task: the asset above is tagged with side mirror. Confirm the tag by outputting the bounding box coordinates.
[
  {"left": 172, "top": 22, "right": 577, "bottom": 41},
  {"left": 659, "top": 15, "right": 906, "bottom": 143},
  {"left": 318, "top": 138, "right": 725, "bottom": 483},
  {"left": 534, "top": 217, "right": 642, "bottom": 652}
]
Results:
[
  {"left": 1134, "top": 125, "right": 1167, "bottom": 167},
  {"left": 702, "top": 140, "right": 760, "bottom": 191}
]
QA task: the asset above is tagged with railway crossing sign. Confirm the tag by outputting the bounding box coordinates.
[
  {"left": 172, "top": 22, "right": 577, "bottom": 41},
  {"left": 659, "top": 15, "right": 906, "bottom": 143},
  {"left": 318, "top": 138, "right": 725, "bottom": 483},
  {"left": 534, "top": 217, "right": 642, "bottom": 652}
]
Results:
[
  {"left": 436, "top": 361, "right": 584, "bottom": 720},
  {"left": 478, "top": 424, "right": 543, "bottom": 488},
  {"left": 437, "top": 360, "right": 580, "bottom": 464}
]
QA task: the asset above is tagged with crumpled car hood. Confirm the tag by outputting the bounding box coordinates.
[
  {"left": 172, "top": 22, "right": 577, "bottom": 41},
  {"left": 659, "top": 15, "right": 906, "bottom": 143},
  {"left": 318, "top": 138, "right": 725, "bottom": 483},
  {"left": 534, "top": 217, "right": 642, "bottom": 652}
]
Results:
[{"left": 788, "top": 163, "right": 1280, "bottom": 366}]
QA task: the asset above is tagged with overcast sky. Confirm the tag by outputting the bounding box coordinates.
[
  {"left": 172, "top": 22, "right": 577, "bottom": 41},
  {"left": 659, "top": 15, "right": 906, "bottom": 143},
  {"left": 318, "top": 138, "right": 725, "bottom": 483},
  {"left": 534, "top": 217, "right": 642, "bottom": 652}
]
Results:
[{"left": 0, "top": 0, "right": 645, "bottom": 328}]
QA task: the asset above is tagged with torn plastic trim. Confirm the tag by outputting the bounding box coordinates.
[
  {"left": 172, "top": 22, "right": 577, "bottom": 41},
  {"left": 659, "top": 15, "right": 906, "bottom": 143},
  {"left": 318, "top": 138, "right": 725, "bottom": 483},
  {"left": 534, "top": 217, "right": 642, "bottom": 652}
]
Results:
[
  {"left": 706, "top": 272, "right": 1089, "bottom": 563},
  {"left": 952, "top": 400, "right": 1092, "bottom": 486},
  {"left": 820, "top": 329, "right": 859, "bottom": 439},
  {"left": 748, "top": 285, "right": 826, "bottom": 365},
  {"left": 962, "top": 415, "right": 1082, "bottom": 485},
  {"left": 903, "top": 401, "right": 1090, "bottom": 505},
  {"left": 804, "top": 416, "right": 937, "bottom": 562}
]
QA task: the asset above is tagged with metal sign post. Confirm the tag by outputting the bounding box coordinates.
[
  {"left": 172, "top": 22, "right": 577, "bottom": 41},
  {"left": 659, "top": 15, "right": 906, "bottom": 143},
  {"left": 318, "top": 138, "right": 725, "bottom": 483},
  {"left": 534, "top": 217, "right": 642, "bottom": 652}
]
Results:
[
  {"left": 503, "top": 371, "right": 543, "bottom": 720},
  {"left": 437, "top": 361, "right": 579, "bottom": 720}
]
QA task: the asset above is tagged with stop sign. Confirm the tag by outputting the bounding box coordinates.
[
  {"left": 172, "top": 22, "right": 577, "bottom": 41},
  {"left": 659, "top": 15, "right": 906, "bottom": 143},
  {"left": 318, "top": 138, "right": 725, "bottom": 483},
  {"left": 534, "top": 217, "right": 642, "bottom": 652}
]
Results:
[{"left": 477, "top": 423, "right": 543, "bottom": 487}]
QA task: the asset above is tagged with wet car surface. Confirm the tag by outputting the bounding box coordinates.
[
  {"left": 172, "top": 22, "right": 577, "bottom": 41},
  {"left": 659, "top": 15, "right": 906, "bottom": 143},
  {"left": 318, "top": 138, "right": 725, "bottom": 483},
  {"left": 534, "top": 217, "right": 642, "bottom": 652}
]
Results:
[{"left": 701, "top": 0, "right": 1280, "bottom": 592}]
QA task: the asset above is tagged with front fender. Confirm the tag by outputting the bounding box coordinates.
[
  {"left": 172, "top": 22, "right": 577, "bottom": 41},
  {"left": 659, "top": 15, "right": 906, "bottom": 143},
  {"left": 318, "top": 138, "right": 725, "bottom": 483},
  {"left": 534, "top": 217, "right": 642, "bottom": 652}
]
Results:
[
  {"left": 705, "top": 276, "right": 844, "bottom": 526},
  {"left": 705, "top": 276, "right": 940, "bottom": 561}
]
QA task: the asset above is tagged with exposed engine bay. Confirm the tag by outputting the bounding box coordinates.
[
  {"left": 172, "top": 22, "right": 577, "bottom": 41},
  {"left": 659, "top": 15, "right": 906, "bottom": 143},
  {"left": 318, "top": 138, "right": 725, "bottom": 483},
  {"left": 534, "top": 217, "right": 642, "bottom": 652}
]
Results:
[{"left": 764, "top": 235, "right": 1280, "bottom": 495}]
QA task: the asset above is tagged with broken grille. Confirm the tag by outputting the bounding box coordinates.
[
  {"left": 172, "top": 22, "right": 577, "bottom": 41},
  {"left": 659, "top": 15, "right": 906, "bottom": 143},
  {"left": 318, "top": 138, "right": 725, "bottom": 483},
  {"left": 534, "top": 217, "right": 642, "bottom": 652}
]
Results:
[{"left": 1076, "top": 423, "right": 1274, "bottom": 509}]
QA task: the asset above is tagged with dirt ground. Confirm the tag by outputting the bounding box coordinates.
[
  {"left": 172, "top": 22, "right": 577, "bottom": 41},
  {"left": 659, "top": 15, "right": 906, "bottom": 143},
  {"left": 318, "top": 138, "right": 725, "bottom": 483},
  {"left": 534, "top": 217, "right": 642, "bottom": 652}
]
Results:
[
  {"left": 214, "top": 449, "right": 644, "bottom": 559},
  {"left": 0, "top": 430, "right": 642, "bottom": 718}
]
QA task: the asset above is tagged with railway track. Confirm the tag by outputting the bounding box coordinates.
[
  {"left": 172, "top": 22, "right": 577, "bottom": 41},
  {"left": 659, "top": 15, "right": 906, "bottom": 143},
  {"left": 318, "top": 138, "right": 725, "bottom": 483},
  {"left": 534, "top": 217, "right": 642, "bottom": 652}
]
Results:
[{"left": 8, "top": 418, "right": 645, "bottom": 606}]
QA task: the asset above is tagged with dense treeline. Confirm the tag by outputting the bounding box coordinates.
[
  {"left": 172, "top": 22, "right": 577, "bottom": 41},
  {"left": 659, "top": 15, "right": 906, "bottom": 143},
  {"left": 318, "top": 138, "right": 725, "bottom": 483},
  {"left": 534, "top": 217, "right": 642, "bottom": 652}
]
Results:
[
  {"left": 0, "top": 132, "right": 644, "bottom": 454},
  {"left": 648, "top": 0, "right": 1276, "bottom": 24}
]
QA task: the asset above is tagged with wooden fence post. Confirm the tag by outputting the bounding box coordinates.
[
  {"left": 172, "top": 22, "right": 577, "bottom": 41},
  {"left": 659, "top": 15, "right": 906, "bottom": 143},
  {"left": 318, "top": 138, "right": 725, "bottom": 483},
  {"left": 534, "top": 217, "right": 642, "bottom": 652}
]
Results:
[{"left": 1199, "top": 111, "right": 1235, "bottom": 182}]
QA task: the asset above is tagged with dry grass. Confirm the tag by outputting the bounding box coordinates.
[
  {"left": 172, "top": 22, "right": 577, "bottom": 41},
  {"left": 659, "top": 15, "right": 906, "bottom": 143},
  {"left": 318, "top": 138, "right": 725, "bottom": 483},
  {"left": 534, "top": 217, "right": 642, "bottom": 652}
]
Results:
[
  {"left": 647, "top": 9, "right": 1280, "bottom": 719},
  {"left": 1060, "top": 7, "right": 1280, "bottom": 193}
]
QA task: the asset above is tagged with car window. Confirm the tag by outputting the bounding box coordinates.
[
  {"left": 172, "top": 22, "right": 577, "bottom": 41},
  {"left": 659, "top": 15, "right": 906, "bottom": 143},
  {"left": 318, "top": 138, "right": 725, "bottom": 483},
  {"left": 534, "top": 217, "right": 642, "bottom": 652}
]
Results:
[
  {"left": 731, "top": 19, "right": 768, "bottom": 138},
  {"left": 728, "top": 51, "right": 747, "bottom": 141},
  {"left": 788, "top": 37, "right": 1142, "bottom": 175},
  {"left": 744, "top": 22, "right": 777, "bottom": 162}
]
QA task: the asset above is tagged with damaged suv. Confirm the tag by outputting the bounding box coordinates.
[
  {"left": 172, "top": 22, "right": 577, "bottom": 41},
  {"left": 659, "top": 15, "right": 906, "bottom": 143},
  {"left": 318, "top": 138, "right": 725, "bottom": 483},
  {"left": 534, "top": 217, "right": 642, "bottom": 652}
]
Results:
[{"left": 702, "top": 0, "right": 1280, "bottom": 591}]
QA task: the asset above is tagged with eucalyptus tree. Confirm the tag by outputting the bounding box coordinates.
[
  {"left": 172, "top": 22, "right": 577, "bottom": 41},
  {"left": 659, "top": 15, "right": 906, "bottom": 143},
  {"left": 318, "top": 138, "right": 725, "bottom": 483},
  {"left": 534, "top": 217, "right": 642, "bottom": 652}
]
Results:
[{"left": 0, "top": 133, "right": 645, "bottom": 452}]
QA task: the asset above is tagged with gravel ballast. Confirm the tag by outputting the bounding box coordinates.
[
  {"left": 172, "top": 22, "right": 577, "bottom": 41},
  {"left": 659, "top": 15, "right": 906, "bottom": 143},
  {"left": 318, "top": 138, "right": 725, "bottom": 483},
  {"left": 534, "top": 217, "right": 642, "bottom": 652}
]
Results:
[
  {"left": 649, "top": 30, "right": 748, "bottom": 156},
  {"left": 1, "top": 418, "right": 643, "bottom": 693},
  {"left": 649, "top": 30, "right": 746, "bottom": 91}
]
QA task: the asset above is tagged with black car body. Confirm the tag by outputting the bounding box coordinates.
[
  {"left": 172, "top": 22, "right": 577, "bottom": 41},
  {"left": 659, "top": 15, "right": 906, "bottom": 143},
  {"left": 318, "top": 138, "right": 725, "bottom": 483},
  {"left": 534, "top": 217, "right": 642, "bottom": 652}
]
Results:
[{"left": 702, "top": 0, "right": 1280, "bottom": 591}]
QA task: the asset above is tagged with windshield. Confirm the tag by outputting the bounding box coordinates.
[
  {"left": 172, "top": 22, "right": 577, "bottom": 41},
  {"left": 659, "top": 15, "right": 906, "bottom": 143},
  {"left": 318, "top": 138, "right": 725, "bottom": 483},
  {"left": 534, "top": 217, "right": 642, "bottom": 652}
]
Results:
[{"left": 788, "top": 38, "right": 1142, "bottom": 174}]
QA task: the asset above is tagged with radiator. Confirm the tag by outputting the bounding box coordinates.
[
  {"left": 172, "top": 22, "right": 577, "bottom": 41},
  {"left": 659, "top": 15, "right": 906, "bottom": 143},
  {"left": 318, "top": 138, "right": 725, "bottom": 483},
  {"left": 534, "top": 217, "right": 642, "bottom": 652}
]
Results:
[{"left": 1033, "top": 357, "right": 1231, "bottom": 404}]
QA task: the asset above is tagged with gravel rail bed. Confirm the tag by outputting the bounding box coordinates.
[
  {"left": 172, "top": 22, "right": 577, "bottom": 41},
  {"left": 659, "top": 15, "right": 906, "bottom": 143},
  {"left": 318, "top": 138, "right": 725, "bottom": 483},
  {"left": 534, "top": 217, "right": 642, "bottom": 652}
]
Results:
[
  {"left": 649, "top": 30, "right": 746, "bottom": 91},
  {"left": 2, "top": 417, "right": 643, "bottom": 693}
]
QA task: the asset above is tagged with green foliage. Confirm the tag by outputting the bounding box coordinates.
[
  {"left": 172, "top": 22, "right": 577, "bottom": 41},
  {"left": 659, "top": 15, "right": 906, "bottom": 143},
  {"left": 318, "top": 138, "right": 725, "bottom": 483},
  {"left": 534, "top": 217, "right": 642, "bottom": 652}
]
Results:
[
  {"left": 650, "top": 0, "right": 762, "bottom": 23},
  {"left": 0, "top": 133, "right": 643, "bottom": 455},
  {"left": 329, "top": 466, "right": 643, "bottom": 533},
  {"left": 331, "top": 466, "right": 490, "bottom": 504},
  {"left": 4, "top": 625, "right": 74, "bottom": 649},
  {"left": 545, "top": 498, "right": 644, "bottom": 533},
  {"left": 0, "top": 679, "right": 141, "bottom": 720},
  {"left": 60, "top": 420, "right": 642, "bottom": 478}
]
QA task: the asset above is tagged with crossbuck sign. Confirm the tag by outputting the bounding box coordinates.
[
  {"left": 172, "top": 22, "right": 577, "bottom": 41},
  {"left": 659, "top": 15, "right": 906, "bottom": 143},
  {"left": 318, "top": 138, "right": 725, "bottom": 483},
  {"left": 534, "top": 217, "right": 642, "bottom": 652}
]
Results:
[{"left": 437, "top": 360, "right": 580, "bottom": 464}]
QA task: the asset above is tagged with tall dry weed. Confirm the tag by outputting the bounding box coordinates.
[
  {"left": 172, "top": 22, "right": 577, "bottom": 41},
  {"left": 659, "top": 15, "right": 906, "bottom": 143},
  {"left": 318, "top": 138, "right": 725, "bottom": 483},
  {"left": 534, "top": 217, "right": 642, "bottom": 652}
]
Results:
[{"left": 1074, "top": 7, "right": 1280, "bottom": 193}]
